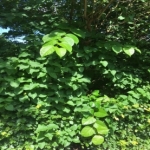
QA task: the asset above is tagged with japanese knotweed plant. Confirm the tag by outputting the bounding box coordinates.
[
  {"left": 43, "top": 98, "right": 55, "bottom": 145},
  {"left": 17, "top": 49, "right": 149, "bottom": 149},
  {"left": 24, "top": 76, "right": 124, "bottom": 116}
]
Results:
[
  {"left": 40, "top": 29, "right": 85, "bottom": 57},
  {"left": 80, "top": 90, "right": 109, "bottom": 146}
]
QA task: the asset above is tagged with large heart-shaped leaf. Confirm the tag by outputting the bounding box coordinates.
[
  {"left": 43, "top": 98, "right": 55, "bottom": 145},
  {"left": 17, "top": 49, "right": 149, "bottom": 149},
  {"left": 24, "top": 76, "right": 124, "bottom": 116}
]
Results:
[
  {"left": 5, "top": 104, "right": 14, "bottom": 111},
  {"left": 82, "top": 117, "right": 96, "bottom": 125},
  {"left": 40, "top": 45, "right": 55, "bottom": 57},
  {"left": 66, "top": 34, "right": 79, "bottom": 44},
  {"left": 42, "top": 30, "right": 66, "bottom": 43},
  {"left": 80, "top": 126, "right": 96, "bottom": 137},
  {"left": 112, "top": 44, "right": 122, "bottom": 54},
  {"left": 58, "top": 42, "right": 72, "bottom": 52},
  {"left": 43, "top": 40, "right": 58, "bottom": 46},
  {"left": 92, "top": 135, "right": 104, "bottom": 145},
  {"left": 70, "top": 28, "right": 85, "bottom": 38},
  {"left": 100, "top": 61, "right": 108, "bottom": 67},
  {"left": 10, "top": 81, "right": 20, "bottom": 88},
  {"left": 55, "top": 47, "right": 67, "bottom": 57},
  {"left": 93, "top": 120, "right": 109, "bottom": 134},
  {"left": 61, "top": 37, "right": 74, "bottom": 46},
  {"left": 123, "top": 45, "right": 135, "bottom": 56},
  {"left": 94, "top": 108, "right": 108, "bottom": 118}
]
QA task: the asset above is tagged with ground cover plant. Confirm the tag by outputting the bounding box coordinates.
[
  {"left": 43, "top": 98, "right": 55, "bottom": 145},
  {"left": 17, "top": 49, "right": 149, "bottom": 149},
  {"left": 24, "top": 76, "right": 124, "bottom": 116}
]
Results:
[{"left": 0, "top": 0, "right": 150, "bottom": 149}]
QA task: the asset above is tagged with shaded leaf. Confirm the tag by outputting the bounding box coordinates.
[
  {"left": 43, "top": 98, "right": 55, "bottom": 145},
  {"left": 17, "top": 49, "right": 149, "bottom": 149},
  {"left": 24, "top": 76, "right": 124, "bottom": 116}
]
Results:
[
  {"left": 112, "top": 44, "right": 122, "bottom": 54},
  {"left": 5, "top": 104, "right": 14, "bottom": 111},
  {"left": 70, "top": 28, "right": 85, "bottom": 38}
]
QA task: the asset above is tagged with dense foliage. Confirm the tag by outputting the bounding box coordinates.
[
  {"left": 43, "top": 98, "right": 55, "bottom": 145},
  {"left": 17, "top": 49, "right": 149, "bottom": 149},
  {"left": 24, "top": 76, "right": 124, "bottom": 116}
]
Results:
[{"left": 0, "top": 0, "right": 150, "bottom": 149}]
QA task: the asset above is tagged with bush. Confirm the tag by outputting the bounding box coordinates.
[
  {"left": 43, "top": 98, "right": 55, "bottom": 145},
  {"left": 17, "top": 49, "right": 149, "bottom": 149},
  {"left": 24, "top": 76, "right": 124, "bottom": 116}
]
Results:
[{"left": 0, "top": 47, "right": 150, "bottom": 149}]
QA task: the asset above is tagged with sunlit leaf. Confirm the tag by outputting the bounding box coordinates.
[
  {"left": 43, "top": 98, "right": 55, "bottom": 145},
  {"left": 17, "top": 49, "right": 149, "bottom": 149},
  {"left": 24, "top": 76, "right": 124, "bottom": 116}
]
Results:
[
  {"left": 92, "top": 135, "right": 104, "bottom": 145},
  {"left": 58, "top": 42, "right": 72, "bottom": 52},
  {"left": 66, "top": 34, "right": 79, "bottom": 44},
  {"left": 93, "top": 120, "right": 109, "bottom": 134},
  {"left": 82, "top": 117, "right": 96, "bottom": 125},
  {"left": 100, "top": 61, "right": 108, "bottom": 67},
  {"left": 123, "top": 45, "right": 135, "bottom": 56},
  {"left": 118, "top": 16, "right": 125, "bottom": 20},
  {"left": 40, "top": 45, "right": 55, "bottom": 57},
  {"left": 81, "top": 126, "right": 96, "bottom": 137},
  {"left": 94, "top": 108, "right": 108, "bottom": 118},
  {"left": 60, "top": 37, "right": 74, "bottom": 46},
  {"left": 55, "top": 47, "right": 67, "bottom": 57},
  {"left": 10, "top": 81, "right": 20, "bottom": 88}
]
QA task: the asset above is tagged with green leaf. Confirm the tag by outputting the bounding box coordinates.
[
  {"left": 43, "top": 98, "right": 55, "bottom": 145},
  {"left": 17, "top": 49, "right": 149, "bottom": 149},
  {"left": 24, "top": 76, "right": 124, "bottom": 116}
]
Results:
[
  {"left": 112, "top": 44, "right": 122, "bottom": 54},
  {"left": 66, "top": 34, "right": 79, "bottom": 44},
  {"left": 118, "top": 16, "right": 125, "bottom": 20},
  {"left": 5, "top": 104, "right": 14, "bottom": 111},
  {"left": 55, "top": 47, "right": 67, "bottom": 57},
  {"left": 78, "top": 67, "right": 84, "bottom": 72},
  {"left": 61, "top": 37, "right": 74, "bottom": 46},
  {"left": 123, "top": 45, "right": 135, "bottom": 56},
  {"left": 100, "top": 61, "right": 108, "bottom": 67},
  {"left": 42, "top": 30, "right": 66, "bottom": 43},
  {"left": 49, "top": 72, "right": 57, "bottom": 79},
  {"left": 18, "top": 64, "right": 29, "bottom": 70},
  {"left": 58, "top": 42, "right": 72, "bottom": 52},
  {"left": 45, "top": 133, "right": 53, "bottom": 140},
  {"left": 49, "top": 30, "right": 66, "bottom": 37},
  {"left": 63, "top": 107, "right": 70, "bottom": 113},
  {"left": 81, "top": 126, "right": 96, "bottom": 137},
  {"left": 72, "top": 137, "right": 80, "bottom": 143},
  {"left": 40, "top": 45, "right": 55, "bottom": 57},
  {"left": 18, "top": 52, "right": 30, "bottom": 58},
  {"left": 92, "top": 135, "right": 104, "bottom": 145},
  {"left": 110, "top": 70, "right": 116, "bottom": 76},
  {"left": 93, "top": 120, "right": 109, "bottom": 134},
  {"left": 46, "top": 124, "right": 58, "bottom": 130},
  {"left": 42, "top": 34, "right": 52, "bottom": 43},
  {"left": 94, "top": 108, "right": 108, "bottom": 118},
  {"left": 10, "top": 81, "right": 20, "bottom": 88},
  {"left": 43, "top": 40, "right": 58, "bottom": 46},
  {"left": 38, "top": 142, "right": 46, "bottom": 149},
  {"left": 82, "top": 117, "right": 96, "bottom": 125},
  {"left": 92, "top": 90, "right": 100, "bottom": 96},
  {"left": 23, "top": 83, "right": 38, "bottom": 90},
  {"left": 67, "top": 101, "right": 75, "bottom": 106},
  {"left": 134, "top": 47, "right": 141, "bottom": 53},
  {"left": 70, "top": 28, "right": 85, "bottom": 38},
  {"left": 36, "top": 124, "right": 58, "bottom": 133},
  {"left": 37, "top": 72, "right": 46, "bottom": 78}
]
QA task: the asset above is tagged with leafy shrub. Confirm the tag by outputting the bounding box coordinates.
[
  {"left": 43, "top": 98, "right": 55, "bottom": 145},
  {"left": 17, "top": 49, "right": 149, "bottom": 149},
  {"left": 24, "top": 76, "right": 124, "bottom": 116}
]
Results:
[
  {"left": 99, "top": 85, "right": 150, "bottom": 150},
  {"left": 0, "top": 47, "right": 109, "bottom": 149}
]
